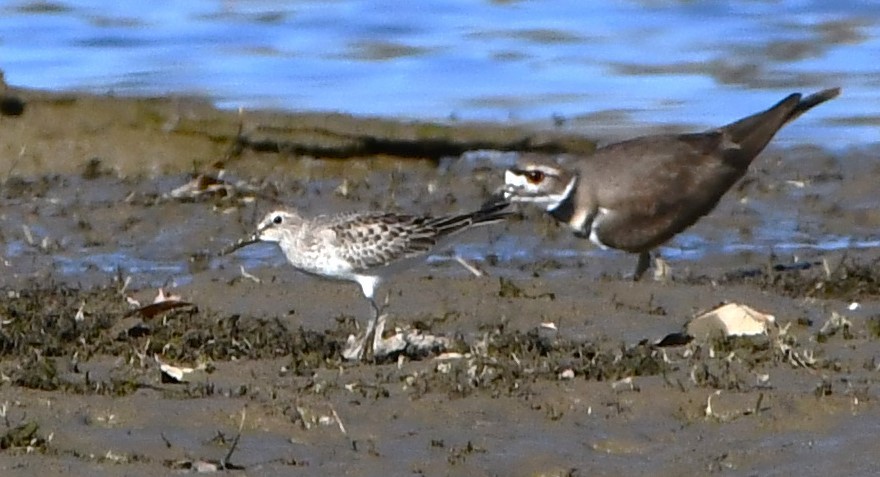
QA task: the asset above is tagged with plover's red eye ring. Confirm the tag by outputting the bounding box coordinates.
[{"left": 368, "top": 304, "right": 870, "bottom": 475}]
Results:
[
  {"left": 273, "top": 215, "right": 283, "bottom": 225},
  {"left": 525, "top": 170, "right": 545, "bottom": 184}
]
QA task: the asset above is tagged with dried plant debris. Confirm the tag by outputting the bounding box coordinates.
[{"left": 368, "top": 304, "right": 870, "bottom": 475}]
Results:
[
  {"left": 155, "top": 354, "right": 208, "bottom": 384},
  {"left": 342, "top": 314, "right": 453, "bottom": 362},
  {"left": 127, "top": 288, "right": 195, "bottom": 320},
  {"left": 710, "top": 256, "right": 880, "bottom": 299},
  {"left": 497, "top": 277, "right": 555, "bottom": 300},
  {"left": 292, "top": 403, "right": 347, "bottom": 433},
  {"left": 866, "top": 316, "right": 880, "bottom": 339},
  {"left": 656, "top": 303, "right": 775, "bottom": 347},
  {"left": 0, "top": 285, "right": 672, "bottom": 394},
  {"left": 1, "top": 420, "right": 47, "bottom": 452},
  {"left": 165, "top": 173, "right": 258, "bottom": 205},
  {"left": 818, "top": 311, "right": 853, "bottom": 341},
  {"left": 703, "top": 390, "right": 768, "bottom": 422},
  {"left": 0, "top": 286, "right": 339, "bottom": 390},
  {"left": 686, "top": 303, "right": 776, "bottom": 342},
  {"left": 0, "top": 280, "right": 855, "bottom": 419},
  {"left": 419, "top": 326, "right": 669, "bottom": 399},
  {"left": 165, "top": 408, "right": 247, "bottom": 471}
]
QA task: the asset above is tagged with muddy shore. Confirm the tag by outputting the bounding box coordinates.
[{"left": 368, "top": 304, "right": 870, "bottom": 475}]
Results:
[{"left": 1, "top": 82, "right": 880, "bottom": 476}]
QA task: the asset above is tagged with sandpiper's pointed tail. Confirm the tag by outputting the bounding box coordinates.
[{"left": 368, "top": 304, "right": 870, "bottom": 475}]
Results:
[
  {"left": 471, "top": 198, "right": 512, "bottom": 224},
  {"left": 720, "top": 87, "right": 840, "bottom": 166},
  {"left": 427, "top": 200, "right": 512, "bottom": 237}
]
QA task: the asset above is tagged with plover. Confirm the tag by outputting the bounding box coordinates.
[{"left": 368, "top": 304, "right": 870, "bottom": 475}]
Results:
[
  {"left": 501, "top": 88, "right": 840, "bottom": 280},
  {"left": 222, "top": 200, "right": 511, "bottom": 360}
]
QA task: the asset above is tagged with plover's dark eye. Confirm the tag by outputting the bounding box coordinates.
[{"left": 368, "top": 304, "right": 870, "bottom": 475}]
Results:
[
  {"left": 525, "top": 170, "right": 545, "bottom": 184},
  {"left": 273, "top": 215, "right": 283, "bottom": 225}
]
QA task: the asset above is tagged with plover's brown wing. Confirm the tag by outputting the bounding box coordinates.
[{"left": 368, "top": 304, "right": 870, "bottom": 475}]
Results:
[
  {"left": 578, "top": 133, "right": 748, "bottom": 252},
  {"left": 581, "top": 89, "right": 840, "bottom": 253}
]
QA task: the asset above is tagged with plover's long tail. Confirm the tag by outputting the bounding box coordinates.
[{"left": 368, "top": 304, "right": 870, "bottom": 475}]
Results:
[
  {"left": 787, "top": 87, "right": 841, "bottom": 123},
  {"left": 720, "top": 87, "right": 840, "bottom": 168}
]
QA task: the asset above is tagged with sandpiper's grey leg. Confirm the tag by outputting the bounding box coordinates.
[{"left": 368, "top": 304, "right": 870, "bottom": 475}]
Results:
[
  {"left": 362, "top": 299, "right": 383, "bottom": 361},
  {"left": 371, "top": 313, "right": 387, "bottom": 357},
  {"left": 342, "top": 313, "right": 378, "bottom": 361},
  {"left": 341, "top": 298, "right": 382, "bottom": 361}
]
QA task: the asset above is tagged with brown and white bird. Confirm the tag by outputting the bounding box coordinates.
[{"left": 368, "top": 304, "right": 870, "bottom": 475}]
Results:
[
  {"left": 222, "top": 200, "right": 511, "bottom": 360},
  {"left": 502, "top": 88, "right": 840, "bottom": 280}
]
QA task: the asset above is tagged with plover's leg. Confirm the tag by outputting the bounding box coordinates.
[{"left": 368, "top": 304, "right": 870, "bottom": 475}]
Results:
[{"left": 633, "top": 251, "right": 651, "bottom": 282}]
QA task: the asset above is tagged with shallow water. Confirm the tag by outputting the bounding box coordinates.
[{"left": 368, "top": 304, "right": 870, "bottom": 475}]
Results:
[
  {"left": 2, "top": 143, "right": 877, "bottom": 289},
  {"left": 8, "top": 227, "right": 879, "bottom": 288},
  {"left": 1, "top": 0, "right": 877, "bottom": 149}
]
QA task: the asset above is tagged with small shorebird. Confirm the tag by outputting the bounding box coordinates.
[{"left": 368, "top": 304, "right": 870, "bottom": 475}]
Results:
[
  {"left": 222, "top": 200, "right": 511, "bottom": 360},
  {"left": 501, "top": 88, "right": 840, "bottom": 280}
]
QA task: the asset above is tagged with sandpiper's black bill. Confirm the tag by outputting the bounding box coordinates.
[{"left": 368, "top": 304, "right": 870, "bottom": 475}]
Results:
[{"left": 219, "top": 235, "right": 259, "bottom": 256}]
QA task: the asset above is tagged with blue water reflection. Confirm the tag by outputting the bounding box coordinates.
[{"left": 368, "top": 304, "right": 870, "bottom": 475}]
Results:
[{"left": 0, "top": 1, "right": 876, "bottom": 148}]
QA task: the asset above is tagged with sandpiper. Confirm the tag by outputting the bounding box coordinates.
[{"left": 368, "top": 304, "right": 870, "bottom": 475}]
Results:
[
  {"left": 222, "top": 200, "right": 511, "bottom": 360},
  {"left": 502, "top": 88, "right": 840, "bottom": 280}
]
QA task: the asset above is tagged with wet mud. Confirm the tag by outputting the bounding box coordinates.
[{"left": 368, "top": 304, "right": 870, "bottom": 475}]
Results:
[{"left": 1, "top": 84, "right": 880, "bottom": 476}]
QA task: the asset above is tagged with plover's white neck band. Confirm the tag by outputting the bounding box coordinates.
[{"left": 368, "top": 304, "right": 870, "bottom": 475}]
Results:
[{"left": 545, "top": 176, "right": 578, "bottom": 213}]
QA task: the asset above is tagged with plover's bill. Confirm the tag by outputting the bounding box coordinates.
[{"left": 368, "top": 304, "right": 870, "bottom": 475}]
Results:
[
  {"left": 500, "top": 87, "right": 840, "bottom": 280},
  {"left": 222, "top": 200, "right": 511, "bottom": 360}
]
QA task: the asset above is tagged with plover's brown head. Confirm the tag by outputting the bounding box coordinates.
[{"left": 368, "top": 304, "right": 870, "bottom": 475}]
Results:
[{"left": 503, "top": 155, "right": 577, "bottom": 211}]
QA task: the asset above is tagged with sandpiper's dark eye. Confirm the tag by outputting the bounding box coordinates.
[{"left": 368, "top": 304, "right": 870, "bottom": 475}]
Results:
[
  {"left": 273, "top": 215, "right": 283, "bottom": 225},
  {"left": 525, "top": 170, "right": 545, "bottom": 184}
]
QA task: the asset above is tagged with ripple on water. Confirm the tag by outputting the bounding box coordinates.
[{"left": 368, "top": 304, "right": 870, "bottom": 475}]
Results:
[{"left": 0, "top": 1, "right": 877, "bottom": 149}]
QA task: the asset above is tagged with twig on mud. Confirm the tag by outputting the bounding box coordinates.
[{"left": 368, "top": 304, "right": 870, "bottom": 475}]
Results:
[
  {"left": 822, "top": 258, "right": 832, "bottom": 280},
  {"left": 220, "top": 407, "right": 247, "bottom": 470},
  {"left": 118, "top": 275, "right": 133, "bottom": 296},
  {"left": 21, "top": 224, "right": 34, "bottom": 246},
  {"left": 160, "top": 432, "right": 172, "bottom": 449},
  {"left": 705, "top": 390, "right": 721, "bottom": 418},
  {"left": 240, "top": 265, "right": 261, "bottom": 284},
  {"left": 821, "top": 253, "right": 848, "bottom": 282},
  {"left": 330, "top": 406, "right": 347, "bottom": 435},
  {"left": 1, "top": 401, "right": 10, "bottom": 428},
  {"left": 3, "top": 146, "right": 25, "bottom": 184},
  {"left": 222, "top": 107, "right": 246, "bottom": 164},
  {"left": 453, "top": 254, "right": 484, "bottom": 277}
]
